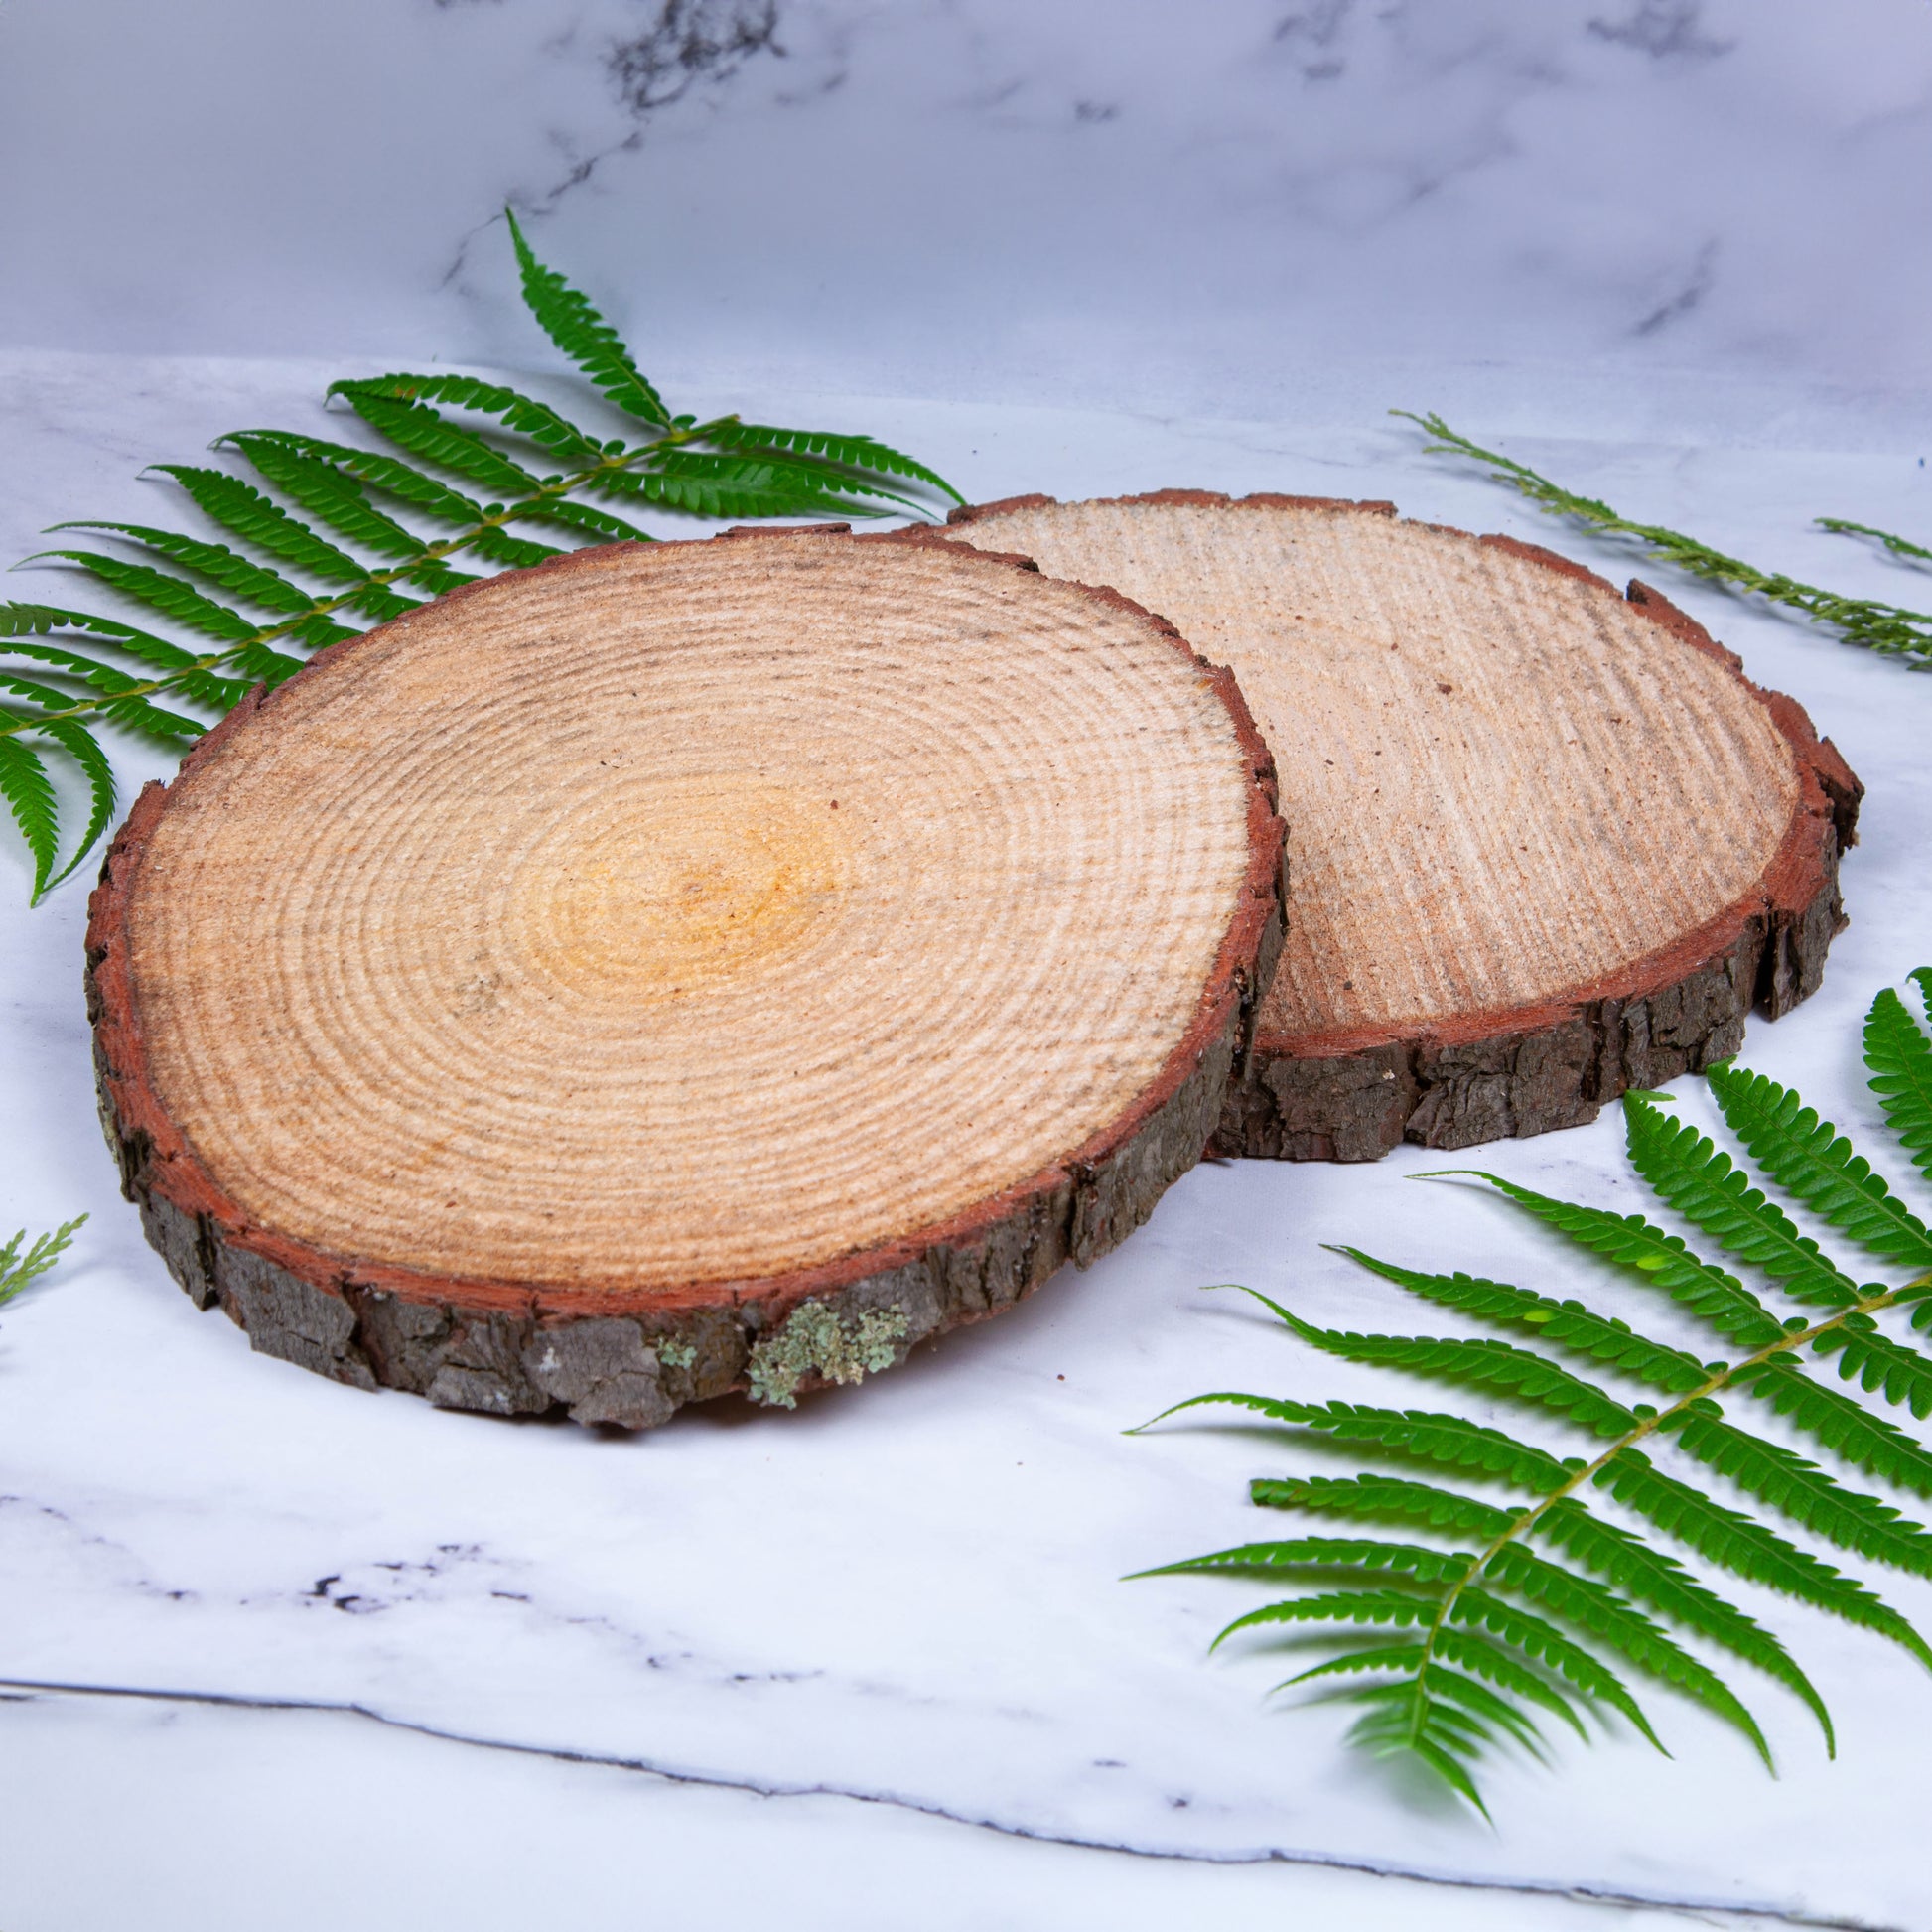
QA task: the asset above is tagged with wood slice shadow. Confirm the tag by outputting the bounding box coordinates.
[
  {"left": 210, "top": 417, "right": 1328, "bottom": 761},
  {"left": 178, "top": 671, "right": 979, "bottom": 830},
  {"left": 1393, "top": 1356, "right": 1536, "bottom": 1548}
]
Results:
[
  {"left": 87, "top": 528, "right": 1285, "bottom": 1428},
  {"left": 943, "top": 493, "right": 1861, "bottom": 1161}
]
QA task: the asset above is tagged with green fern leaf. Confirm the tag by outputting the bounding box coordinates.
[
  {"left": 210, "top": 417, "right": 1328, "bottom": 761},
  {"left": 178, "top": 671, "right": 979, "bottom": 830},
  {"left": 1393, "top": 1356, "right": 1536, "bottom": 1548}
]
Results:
[
  {"left": 147, "top": 465, "right": 370, "bottom": 585},
  {"left": 654, "top": 446, "right": 926, "bottom": 512},
  {"left": 505, "top": 207, "right": 669, "bottom": 427},
  {"left": 1433, "top": 1171, "right": 1786, "bottom": 1348},
  {"left": 0, "top": 1213, "right": 86, "bottom": 1306},
  {"left": 462, "top": 528, "right": 563, "bottom": 571},
  {"left": 1436, "top": 1609, "right": 1597, "bottom": 1741},
  {"left": 1527, "top": 1498, "right": 1830, "bottom": 1746},
  {"left": 223, "top": 436, "right": 439, "bottom": 561},
  {"left": 1810, "top": 1317, "right": 1932, "bottom": 1418},
  {"left": 4, "top": 603, "right": 208, "bottom": 674},
  {"left": 1138, "top": 1391, "right": 1572, "bottom": 1490},
  {"left": 0, "top": 641, "right": 204, "bottom": 730},
  {"left": 35, "top": 717, "right": 115, "bottom": 891},
  {"left": 222, "top": 432, "right": 486, "bottom": 530},
  {"left": 1250, "top": 1472, "right": 1517, "bottom": 1539},
  {"left": 1732, "top": 1354, "right": 1932, "bottom": 1496},
  {"left": 1134, "top": 1535, "right": 1473, "bottom": 1589},
  {"left": 1867, "top": 982, "right": 1932, "bottom": 1186},
  {"left": 1624, "top": 1094, "right": 1859, "bottom": 1308},
  {"left": 1307, "top": 1652, "right": 1544, "bottom": 1777},
  {"left": 1252, "top": 1297, "right": 1635, "bottom": 1437},
  {"left": 342, "top": 373, "right": 606, "bottom": 464},
  {"left": 1710, "top": 1063, "right": 1932, "bottom": 1272},
  {"left": 1211, "top": 1587, "right": 1441, "bottom": 1648},
  {"left": 225, "top": 641, "right": 309, "bottom": 688},
  {"left": 0, "top": 734, "right": 60, "bottom": 898},
  {"left": 0, "top": 667, "right": 91, "bottom": 713},
  {"left": 1594, "top": 1446, "right": 1932, "bottom": 1665},
  {"left": 1331, "top": 1248, "right": 1709, "bottom": 1395},
  {"left": 1317, "top": 1663, "right": 1492, "bottom": 1812},
  {"left": 513, "top": 498, "right": 655, "bottom": 545},
  {"left": 329, "top": 386, "right": 544, "bottom": 499},
  {"left": 705, "top": 419, "right": 963, "bottom": 503},
  {"left": 46, "top": 522, "right": 325, "bottom": 617},
  {"left": 598, "top": 462, "right": 883, "bottom": 523},
  {"left": 1482, "top": 1539, "right": 1775, "bottom": 1760},
  {"left": 20, "top": 552, "right": 258, "bottom": 645},
  {"left": 1662, "top": 1401, "right": 1932, "bottom": 1576}
]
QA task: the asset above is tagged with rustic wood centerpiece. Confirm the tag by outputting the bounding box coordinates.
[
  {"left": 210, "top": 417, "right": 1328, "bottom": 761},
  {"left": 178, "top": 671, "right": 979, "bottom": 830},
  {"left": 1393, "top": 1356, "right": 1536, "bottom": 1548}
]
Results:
[
  {"left": 945, "top": 493, "right": 1861, "bottom": 1159},
  {"left": 88, "top": 528, "right": 1285, "bottom": 1426}
]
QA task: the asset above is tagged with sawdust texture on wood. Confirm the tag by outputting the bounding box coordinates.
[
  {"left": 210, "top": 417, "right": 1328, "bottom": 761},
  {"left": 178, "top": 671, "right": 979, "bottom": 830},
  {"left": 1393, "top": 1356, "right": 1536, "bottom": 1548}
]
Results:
[
  {"left": 944, "top": 493, "right": 1860, "bottom": 1161},
  {"left": 88, "top": 527, "right": 1285, "bottom": 1426}
]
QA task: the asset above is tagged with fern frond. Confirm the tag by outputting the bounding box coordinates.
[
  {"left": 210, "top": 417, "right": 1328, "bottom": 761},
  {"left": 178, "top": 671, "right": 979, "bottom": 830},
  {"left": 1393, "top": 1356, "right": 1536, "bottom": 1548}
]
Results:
[
  {"left": 21, "top": 551, "right": 258, "bottom": 645},
  {"left": 505, "top": 207, "right": 669, "bottom": 427},
  {"left": 1315, "top": 1662, "right": 1493, "bottom": 1812},
  {"left": 328, "top": 385, "right": 544, "bottom": 499},
  {"left": 512, "top": 498, "right": 655, "bottom": 545},
  {"left": 1867, "top": 983, "right": 1932, "bottom": 1186},
  {"left": 1662, "top": 1402, "right": 1932, "bottom": 1577},
  {"left": 462, "top": 527, "right": 563, "bottom": 571},
  {"left": 342, "top": 373, "right": 607, "bottom": 464},
  {"left": 145, "top": 464, "right": 372, "bottom": 590},
  {"left": 705, "top": 420, "right": 963, "bottom": 504},
  {"left": 1624, "top": 1094, "right": 1859, "bottom": 1308},
  {"left": 0, "top": 1214, "right": 85, "bottom": 1307},
  {"left": 1136, "top": 1391, "right": 1571, "bottom": 1490},
  {"left": 1211, "top": 1587, "right": 1441, "bottom": 1647},
  {"left": 45, "top": 522, "right": 327, "bottom": 618},
  {"left": 598, "top": 460, "right": 884, "bottom": 523},
  {"left": 1483, "top": 1538, "right": 1775, "bottom": 1759},
  {"left": 1593, "top": 1447, "right": 1932, "bottom": 1666},
  {"left": 0, "top": 734, "right": 59, "bottom": 897},
  {"left": 656, "top": 445, "right": 926, "bottom": 513},
  {"left": 1530, "top": 1499, "right": 1831, "bottom": 1744},
  {"left": 1810, "top": 1317, "right": 1932, "bottom": 1419},
  {"left": 35, "top": 718, "right": 115, "bottom": 891},
  {"left": 1133, "top": 1535, "right": 1473, "bottom": 1588},
  {"left": 2, "top": 637, "right": 214, "bottom": 735},
  {"left": 1428, "top": 1172, "right": 1786, "bottom": 1348},
  {"left": 1710, "top": 1063, "right": 1932, "bottom": 1272},
  {"left": 1817, "top": 518, "right": 1932, "bottom": 567},
  {"left": 1402, "top": 412, "right": 1932, "bottom": 663},
  {"left": 1732, "top": 1355, "right": 1932, "bottom": 1496},
  {"left": 1255, "top": 1299, "right": 1635, "bottom": 1437},
  {"left": 222, "top": 435, "right": 447, "bottom": 561},
  {"left": 1250, "top": 1472, "right": 1517, "bottom": 1539},
  {"left": 1444, "top": 1592, "right": 1637, "bottom": 1742},
  {"left": 1331, "top": 1248, "right": 1709, "bottom": 1395},
  {"left": 222, "top": 431, "right": 486, "bottom": 530}
]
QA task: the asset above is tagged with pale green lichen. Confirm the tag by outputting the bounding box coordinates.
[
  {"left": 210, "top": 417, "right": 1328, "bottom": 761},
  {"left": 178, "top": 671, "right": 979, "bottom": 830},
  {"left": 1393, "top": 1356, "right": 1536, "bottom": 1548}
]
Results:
[
  {"left": 745, "top": 1303, "right": 909, "bottom": 1409},
  {"left": 656, "top": 1337, "right": 697, "bottom": 1372}
]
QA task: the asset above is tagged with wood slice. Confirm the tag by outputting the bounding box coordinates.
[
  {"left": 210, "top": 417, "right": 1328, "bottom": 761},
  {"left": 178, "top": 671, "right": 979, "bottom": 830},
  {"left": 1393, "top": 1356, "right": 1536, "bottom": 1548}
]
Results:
[
  {"left": 944, "top": 493, "right": 1862, "bottom": 1160},
  {"left": 87, "top": 528, "right": 1284, "bottom": 1427}
]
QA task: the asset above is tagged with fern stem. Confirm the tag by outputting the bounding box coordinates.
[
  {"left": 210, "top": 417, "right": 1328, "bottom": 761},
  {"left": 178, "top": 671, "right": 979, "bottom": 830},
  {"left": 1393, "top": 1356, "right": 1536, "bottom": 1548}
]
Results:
[{"left": 1408, "top": 1274, "right": 1932, "bottom": 1722}]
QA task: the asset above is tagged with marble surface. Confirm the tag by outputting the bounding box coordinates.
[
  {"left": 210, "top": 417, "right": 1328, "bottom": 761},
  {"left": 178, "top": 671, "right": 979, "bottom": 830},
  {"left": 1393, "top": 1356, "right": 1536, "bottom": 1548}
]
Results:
[
  {"left": 3, "top": 355, "right": 1931, "bottom": 1928},
  {"left": 4, "top": 1, "right": 1932, "bottom": 1925}
]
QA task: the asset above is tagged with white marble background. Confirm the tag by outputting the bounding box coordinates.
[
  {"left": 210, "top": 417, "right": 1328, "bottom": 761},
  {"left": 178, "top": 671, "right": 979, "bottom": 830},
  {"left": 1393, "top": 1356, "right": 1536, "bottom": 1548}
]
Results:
[{"left": 3, "top": 4, "right": 1932, "bottom": 1928}]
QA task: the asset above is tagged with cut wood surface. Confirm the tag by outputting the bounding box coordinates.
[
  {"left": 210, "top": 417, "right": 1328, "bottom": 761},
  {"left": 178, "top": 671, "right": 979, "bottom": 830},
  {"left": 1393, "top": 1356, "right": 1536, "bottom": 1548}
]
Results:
[
  {"left": 88, "top": 528, "right": 1285, "bottom": 1427},
  {"left": 945, "top": 493, "right": 1862, "bottom": 1160}
]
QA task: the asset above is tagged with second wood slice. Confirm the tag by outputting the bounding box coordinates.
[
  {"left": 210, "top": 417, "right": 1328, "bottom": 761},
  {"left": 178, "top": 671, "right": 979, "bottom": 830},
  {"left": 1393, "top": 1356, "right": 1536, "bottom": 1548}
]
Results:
[
  {"left": 89, "top": 528, "right": 1284, "bottom": 1426},
  {"left": 945, "top": 493, "right": 1862, "bottom": 1159}
]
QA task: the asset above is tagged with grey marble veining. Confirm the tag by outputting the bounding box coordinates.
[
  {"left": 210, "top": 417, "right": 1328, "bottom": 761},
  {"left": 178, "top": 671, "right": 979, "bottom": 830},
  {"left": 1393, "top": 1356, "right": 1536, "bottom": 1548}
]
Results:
[{"left": 1, "top": 1, "right": 1927, "bottom": 436}]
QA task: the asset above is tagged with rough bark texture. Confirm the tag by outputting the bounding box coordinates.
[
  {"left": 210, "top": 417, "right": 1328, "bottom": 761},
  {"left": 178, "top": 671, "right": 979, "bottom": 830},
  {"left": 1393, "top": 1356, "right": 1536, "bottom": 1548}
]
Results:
[
  {"left": 943, "top": 495, "right": 1863, "bottom": 1162},
  {"left": 87, "top": 527, "right": 1286, "bottom": 1428},
  {"left": 1212, "top": 573, "right": 1859, "bottom": 1160}
]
